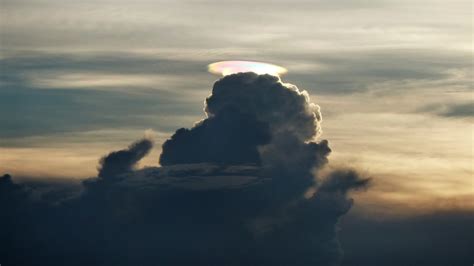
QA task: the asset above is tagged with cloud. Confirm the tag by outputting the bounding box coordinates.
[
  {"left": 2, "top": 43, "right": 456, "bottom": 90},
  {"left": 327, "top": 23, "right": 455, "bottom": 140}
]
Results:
[
  {"left": 419, "top": 102, "right": 474, "bottom": 118},
  {"left": 159, "top": 110, "right": 272, "bottom": 165},
  {"left": 1, "top": 165, "right": 369, "bottom": 266},
  {"left": 160, "top": 73, "right": 325, "bottom": 168},
  {"left": 1, "top": 0, "right": 470, "bottom": 54},
  {"left": 1, "top": 73, "right": 369, "bottom": 266},
  {"left": 340, "top": 210, "right": 474, "bottom": 266},
  {"left": 0, "top": 52, "right": 211, "bottom": 139},
  {"left": 441, "top": 102, "right": 474, "bottom": 117},
  {"left": 319, "top": 169, "right": 370, "bottom": 194},
  {"left": 97, "top": 136, "right": 154, "bottom": 179},
  {"left": 1, "top": 49, "right": 470, "bottom": 141},
  {"left": 283, "top": 49, "right": 472, "bottom": 95}
]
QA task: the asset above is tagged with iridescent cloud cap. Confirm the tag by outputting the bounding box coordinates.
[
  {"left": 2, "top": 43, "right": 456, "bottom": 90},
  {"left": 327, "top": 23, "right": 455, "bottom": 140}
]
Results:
[{"left": 208, "top": 60, "right": 287, "bottom": 77}]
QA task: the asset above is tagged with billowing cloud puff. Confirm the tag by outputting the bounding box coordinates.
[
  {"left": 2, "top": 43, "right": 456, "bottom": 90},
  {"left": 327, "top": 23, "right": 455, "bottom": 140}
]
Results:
[
  {"left": 98, "top": 137, "right": 154, "bottom": 179},
  {"left": 1, "top": 73, "right": 369, "bottom": 266},
  {"left": 206, "top": 73, "right": 322, "bottom": 140},
  {"left": 159, "top": 111, "right": 271, "bottom": 165},
  {"left": 160, "top": 73, "right": 325, "bottom": 169}
]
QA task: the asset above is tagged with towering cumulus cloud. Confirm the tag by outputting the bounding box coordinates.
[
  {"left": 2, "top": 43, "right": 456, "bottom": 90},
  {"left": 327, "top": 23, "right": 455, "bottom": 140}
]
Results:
[
  {"left": 161, "top": 73, "right": 331, "bottom": 181},
  {"left": 1, "top": 73, "right": 368, "bottom": 266}
]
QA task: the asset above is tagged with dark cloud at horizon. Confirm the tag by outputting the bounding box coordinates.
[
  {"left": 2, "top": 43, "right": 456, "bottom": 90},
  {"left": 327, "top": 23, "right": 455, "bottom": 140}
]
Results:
[
  {"left": 1, "top": 73, "right": 370, "bottom": 265},
  {"left": 2, "top": 73, "right": 472, "bottom": 266},
  {"left": 339, "top": 210, "right": 474, "bottom": 266},
  {"left": 2, "top": 172, "right": 473, "bottom": 266}
]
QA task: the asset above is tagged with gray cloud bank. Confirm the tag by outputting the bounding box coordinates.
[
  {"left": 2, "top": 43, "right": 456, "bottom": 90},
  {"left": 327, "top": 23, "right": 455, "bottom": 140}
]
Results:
[
  {"left": 419, "top": 102, "right": 474, "bottom": 118},
  {"left": 340, "top": 210, "right": 474, "bottom": 266},
  {"left": 1, "top": 49, "right": 471, "bottom": 141},
  {"left": 1, "top": 73, "right": 369, "bottom": 266}
]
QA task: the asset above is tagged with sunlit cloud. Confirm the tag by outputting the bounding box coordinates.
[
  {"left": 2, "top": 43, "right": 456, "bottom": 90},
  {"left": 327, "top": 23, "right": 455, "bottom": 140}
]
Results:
[{"left": 208, "top": 61, "right": 287, "bottom": 76}]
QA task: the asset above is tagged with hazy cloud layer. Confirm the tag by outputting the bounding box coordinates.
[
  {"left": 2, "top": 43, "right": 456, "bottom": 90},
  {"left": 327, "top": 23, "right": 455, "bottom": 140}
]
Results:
[
  {"left": 2, "top": 48, "right": 470, "bottom": 141},
  {"left": 1, "top": 0, "right": 470, "bottom": 52},
  {"left": 419, "top": 102, "right": 474, "bottom": 118}
]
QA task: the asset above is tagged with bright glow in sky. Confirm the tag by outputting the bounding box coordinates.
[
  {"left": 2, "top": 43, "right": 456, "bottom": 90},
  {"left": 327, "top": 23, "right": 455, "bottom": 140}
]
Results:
[{"left": 208, "top": 61, "right": 287, "bottom": 76}]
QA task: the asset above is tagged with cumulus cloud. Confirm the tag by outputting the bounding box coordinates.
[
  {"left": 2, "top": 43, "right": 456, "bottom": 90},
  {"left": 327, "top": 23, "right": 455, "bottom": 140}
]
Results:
[
  {"left": 159, "top": 110, "right": 271, "bottom": 165},
  {"left": 1, "top": 73, "right": 369, "bottom": 266},
  {"left": 160, "top": 73, "right": 324, "bottom": 167},
  {"left": 98, "top": 136, "right": 154, "bottom": 179},
  {"left": 160, "top": 72, "right": 334, "bottom": 201}
]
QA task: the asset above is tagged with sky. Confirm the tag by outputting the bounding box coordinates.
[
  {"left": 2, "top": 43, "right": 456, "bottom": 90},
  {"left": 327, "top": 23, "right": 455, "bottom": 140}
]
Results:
[{"left": 0, "top": 0, "right": 473, "bottom": 264}]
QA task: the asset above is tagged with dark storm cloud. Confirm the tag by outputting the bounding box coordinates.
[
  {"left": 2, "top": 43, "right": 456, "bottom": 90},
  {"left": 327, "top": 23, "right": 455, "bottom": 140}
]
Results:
[
  {"left": 340, "top": 210, "right": 474, "bottom": 266},
  {"left": 205, "top": 73, "right": 322, "bottom": 139},
  {"left": 98, "top": 137, "right": 154, "bottom": 179},
  {"left": 159, "top": 110, "right": 272, "bottom": 165},
  {"left": 160, "top": 73, "right": 327, "bottom": 169},
  {"left": 0, "top": 174, "right": 26, "bottom": 202},
  {"left": 1, "top": 164, "right": 369, "bottom": 266},
  {"left": 1, "top": 73, "right": 368, "bottom": 266}
]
